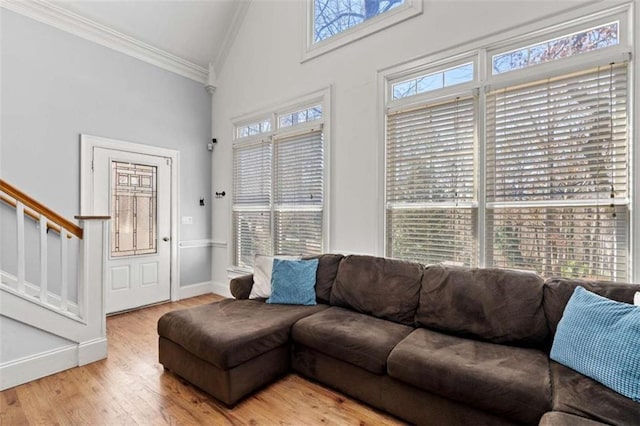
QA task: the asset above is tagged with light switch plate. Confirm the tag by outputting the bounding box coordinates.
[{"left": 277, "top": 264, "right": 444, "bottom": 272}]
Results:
[{"left": 181, "top": 216, "right": 193, "bottom": 225}]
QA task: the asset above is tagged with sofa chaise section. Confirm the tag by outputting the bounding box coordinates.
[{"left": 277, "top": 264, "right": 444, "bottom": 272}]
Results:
[
  {"left": 158, "top": 299, "right": 326, "bottom": 405},
  {"left": 158, "top": 253, "right": 344, "bottom": 405}
]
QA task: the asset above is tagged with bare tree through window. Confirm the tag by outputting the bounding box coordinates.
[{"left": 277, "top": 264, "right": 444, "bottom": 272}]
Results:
[
  {"left": 492, "top": 22, "right": 618, "bottom": 74},
  {"left": 314, "top": 0, "right": 405, "bottom": 42}
]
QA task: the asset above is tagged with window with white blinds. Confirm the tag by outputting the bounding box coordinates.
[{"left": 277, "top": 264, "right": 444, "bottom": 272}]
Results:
[
  {"left": 486, "top": 64, "right": 629, "bottom": 280},
  {"left": 233, "top": 102, "right": 326, "bottom": 269},
  {"left": 384, "top": 12, "right": 633, "bottom": 281},
  {"left": 274, "top": 131, "right": 324, "bottom": 255},
  {"left": 233, "top": 141, "right": 273, "bottom": 268},
  {"left": 386, "top": 95, "right": 477, "bottom": 266}
]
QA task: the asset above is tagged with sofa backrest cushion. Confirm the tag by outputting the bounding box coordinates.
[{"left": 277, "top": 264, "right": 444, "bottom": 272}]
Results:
[
  {"left": 330, "top": 255, "right": 423, "bottom": 325},
  {"left": 303, "top": 253, "right": 344, "bottom": 304},
  {"left": 416, "top": 265, "right": 548, "bottom": 348},
  {"left": 543, "top": 277, "right": 640, "bottom": 338}
]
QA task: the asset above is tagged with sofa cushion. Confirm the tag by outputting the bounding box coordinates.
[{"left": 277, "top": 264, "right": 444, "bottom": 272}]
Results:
[
  {"left": 551, "top": 287, "right": 640, "bottom": 402},
  {"left": 267, "top": 258, "right": 319, "bottom": 306},
  {"left": 417, "top": 264, "right": 548, "bottom": 347},
  {"left": 303, "top": 253, "right": 344, "bottom": 304},
  {"left": 230, "top": 253, "right": 344, "bottom": 302},
  {"left": 550, "top": 361, "right": 640, "bottom": 426},
  {"left": 387, "top": 328, "right": 551, "bottom": 424},
  {"left": 539, "top": 412, "right": 609, "bottom": 426},
  {"left": 292, "top": 306, "right": 414, "bottom": 375},
  {"left": 544, "top": 277, "right": 640, "bottom": 337},
  {"left": 157, "top": 299, "right": 327, "bottom": 369},
  {"left": 330, "top": 255, "right": 423, "bottom": 325},
  {"left": 249, "top": 254, "right": 300, "bottom": 299}
]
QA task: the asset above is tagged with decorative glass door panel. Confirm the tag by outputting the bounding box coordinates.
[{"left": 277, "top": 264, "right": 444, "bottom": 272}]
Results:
[
  {"left": 93, "top": 146, "right": 171, "bottom": 314},
  {"left": 111, "top": 161, "right": 157, "bottom": 257}
]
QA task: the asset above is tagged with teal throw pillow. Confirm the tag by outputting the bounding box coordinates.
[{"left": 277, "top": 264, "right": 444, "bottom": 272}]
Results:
[
  {"left": 267, "top": 258, "right": 319, "bottom": 306},
  {"left": 550, "top": 286, "right": 640, "bottom": 402}
]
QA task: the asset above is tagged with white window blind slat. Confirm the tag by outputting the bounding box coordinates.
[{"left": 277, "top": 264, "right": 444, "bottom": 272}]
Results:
[
  {"left": 275, "top": 211, "right": 323, "bottom": 255},
  {"left": 233, "top": 210, "right": 272, "bottom": 269},
  {"left": 386, "top": 95, "right": 477, "bottom": 266},
  {"left": 487, "top": 206, "right": 628, "bottom": 280},
  {"left": 386, "top": 208, "right": 477, "bottom": 266},
  {"left": 274, "top": 130, "right": 324, "bottom": 256},
  {"left": 233, "top": 142, "right": 272, "bottom": 206},
  {"left": 486, "top": 64, "right": 629, "bottom": 280}
]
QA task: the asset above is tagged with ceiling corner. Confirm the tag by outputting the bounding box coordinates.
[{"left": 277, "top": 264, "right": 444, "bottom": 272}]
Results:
[{"left": 211, "top": 0, "right": 252, "bottom": 79}]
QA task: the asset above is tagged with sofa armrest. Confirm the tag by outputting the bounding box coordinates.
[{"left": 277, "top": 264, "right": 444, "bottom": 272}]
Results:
[{"left": 230, "top": 274, "right": 254, "bottom": 299}]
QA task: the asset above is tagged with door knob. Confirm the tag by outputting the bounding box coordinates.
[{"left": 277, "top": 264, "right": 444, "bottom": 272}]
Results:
[{"left": 162, "top": 237, "right": 170, "bottom": 242}]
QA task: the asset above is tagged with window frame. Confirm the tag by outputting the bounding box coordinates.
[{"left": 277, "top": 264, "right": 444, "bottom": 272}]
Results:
[
  {"left": 230, "top": 88, "right": 331, "bottom": 273},
  {"left": 303, "top": 0, "right": 423, "bottom": 62},
  {"left": 381, "top": 4, "right": 635, "bottom": 281}
]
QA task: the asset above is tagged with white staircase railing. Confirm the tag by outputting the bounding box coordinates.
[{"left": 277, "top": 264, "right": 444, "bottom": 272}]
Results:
[{"left": 0, "top": 179, "right": 110, "bottom": 389}]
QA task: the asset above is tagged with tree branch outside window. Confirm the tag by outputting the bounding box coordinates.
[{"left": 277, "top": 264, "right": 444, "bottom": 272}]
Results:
[{"left": 314, "top": 0, "right": 404, "bottom": 43}]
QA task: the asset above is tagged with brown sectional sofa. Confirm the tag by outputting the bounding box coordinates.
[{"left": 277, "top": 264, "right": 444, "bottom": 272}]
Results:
[{"left": 157, "top": 254, "right": 640, "bottom": 425}]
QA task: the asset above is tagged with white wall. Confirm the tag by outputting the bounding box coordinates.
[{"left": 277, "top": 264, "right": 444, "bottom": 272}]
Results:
[
  {"left": 1, "top": 9, "right": 213, "bottom": 288},
  {"left": 211, "top": 0, "right": 628, "bottom": 285}
]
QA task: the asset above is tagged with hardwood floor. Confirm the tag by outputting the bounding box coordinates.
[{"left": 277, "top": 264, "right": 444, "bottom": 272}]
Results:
[{"left": 1, "top": 294, "right": 404, "bottom": 425}]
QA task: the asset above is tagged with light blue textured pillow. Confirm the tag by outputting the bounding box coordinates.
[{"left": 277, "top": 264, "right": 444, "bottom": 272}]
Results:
[
  {"left": 550, "top": 286, "right": 640, "bottom": 402},
  {"left": 266, "top": 258, "right": 319, "bottom": 306}
]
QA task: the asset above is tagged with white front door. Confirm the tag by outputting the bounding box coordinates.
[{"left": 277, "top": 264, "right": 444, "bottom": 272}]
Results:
[{"left": 93, "top": 148, "right": 171, "bottom": 314}]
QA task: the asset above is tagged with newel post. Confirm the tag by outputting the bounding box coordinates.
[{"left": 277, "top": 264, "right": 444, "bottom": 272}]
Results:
[{"left": 75, "top": 215, "right": 110, "bottom": 365}]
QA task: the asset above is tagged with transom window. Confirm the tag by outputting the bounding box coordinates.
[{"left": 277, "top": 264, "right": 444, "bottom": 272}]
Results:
[
  {"left": 236, "top": 119, "right": 272, "bottom": 139},
  {"left": 313, "top": 0, "right": 405, "bottom": 43},
  {"left": 278, "top": 105, "right": 323, "bottom": 128},
  {"left": 392, "top": 62, "right": 474, "bottom": 100},
  {"left": 306, "top": 0, "right": 422, "bottom": 60},
  {"left": 492, "top": 21, "right": 619, "bottom": 75},
  {"left": 385, "top": 12, "right": 632, "bottom": 282}
]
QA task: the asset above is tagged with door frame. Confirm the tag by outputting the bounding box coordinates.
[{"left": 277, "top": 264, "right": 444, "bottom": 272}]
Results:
[{"left": 80, "top": 134, "right": 181, "bottom": 303}]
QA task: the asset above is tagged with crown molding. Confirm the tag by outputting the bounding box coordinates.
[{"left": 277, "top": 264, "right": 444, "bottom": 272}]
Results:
[
  {"left": 1, "top": 0, "right": 208, "bottom": 84},
  {"left": 206, "top": 62, "right": 217, "bottom": 95}
]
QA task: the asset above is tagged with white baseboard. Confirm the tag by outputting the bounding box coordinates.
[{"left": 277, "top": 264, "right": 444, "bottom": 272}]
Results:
[
  {"left": 0, "top": 344, "right": 78, "bottom": 391},
  {"left": 211, "top": 281, "right": 232, "bottom": 298},
  {"left": 178, "top": 281, "right": 213, "bottom": 300},
  {"left": 78, "top": 338, "right": 108, "bottom": 366}
]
